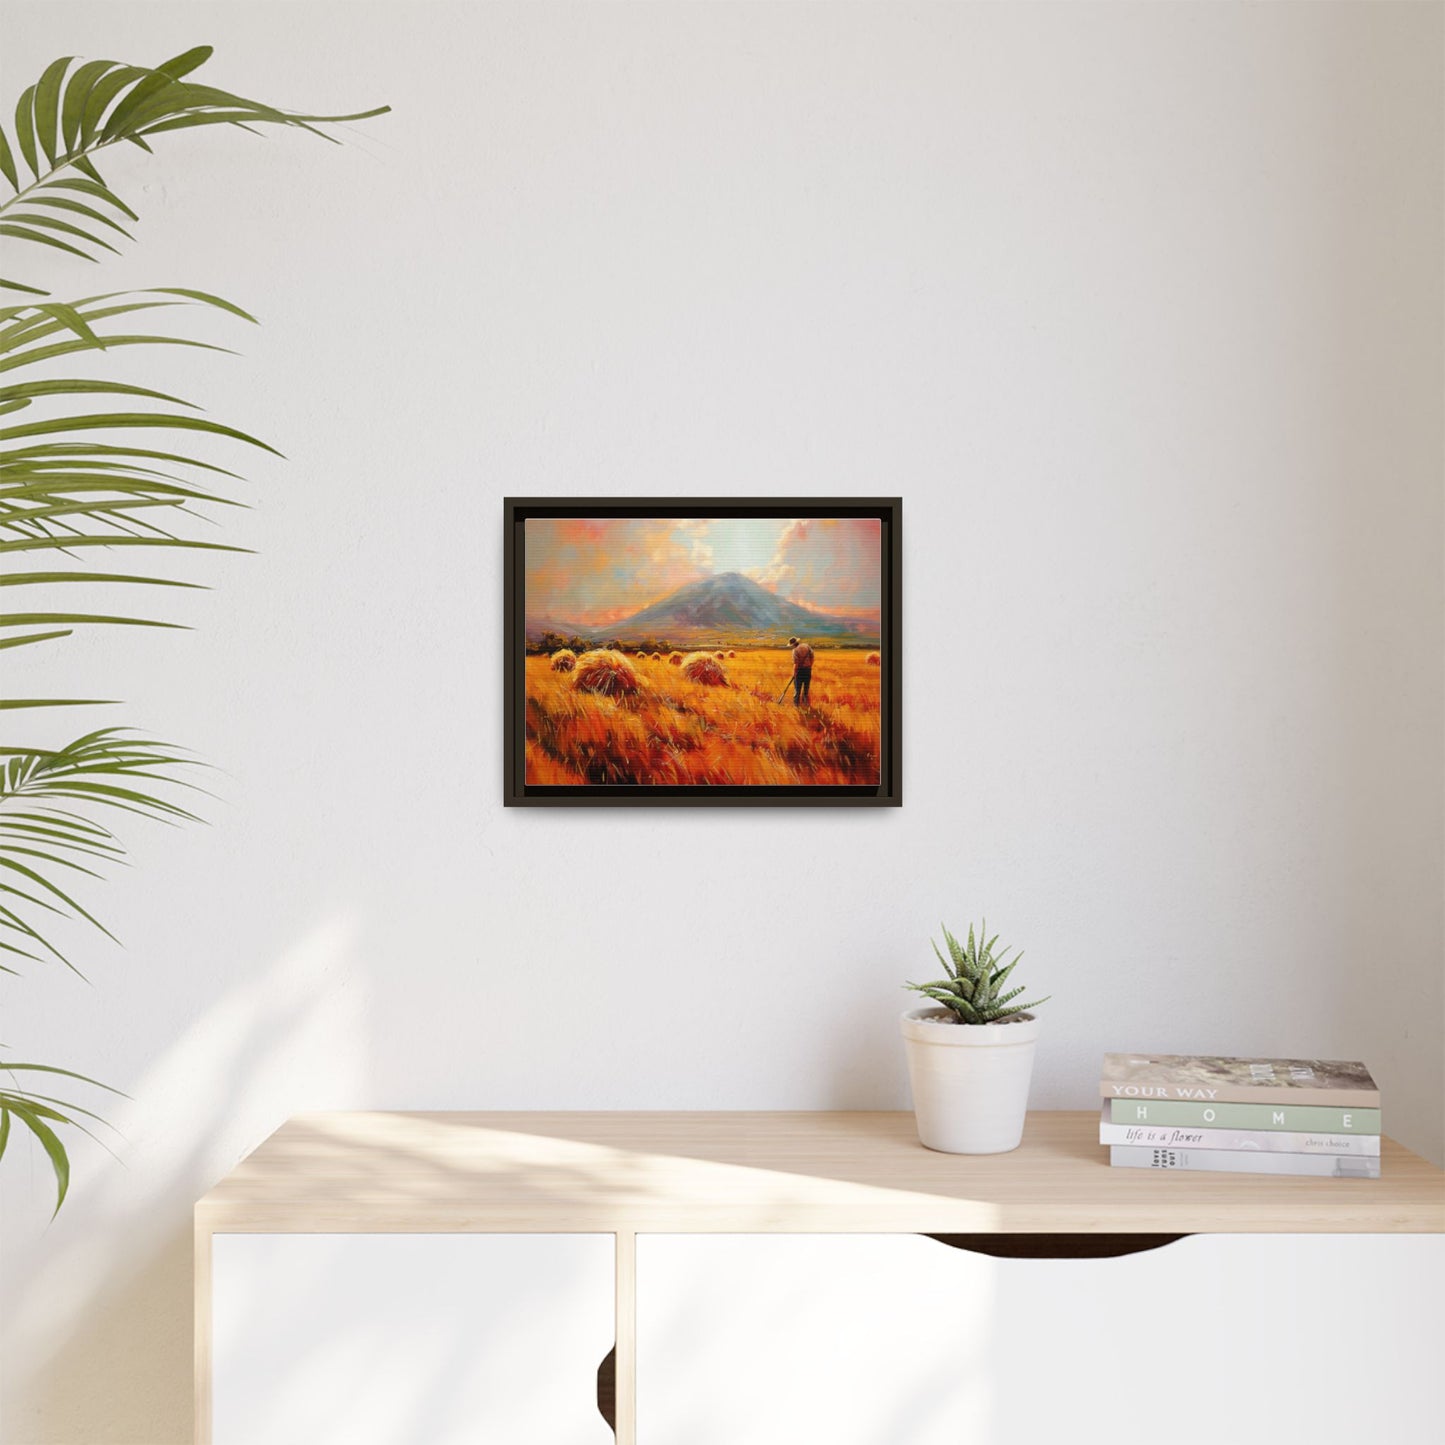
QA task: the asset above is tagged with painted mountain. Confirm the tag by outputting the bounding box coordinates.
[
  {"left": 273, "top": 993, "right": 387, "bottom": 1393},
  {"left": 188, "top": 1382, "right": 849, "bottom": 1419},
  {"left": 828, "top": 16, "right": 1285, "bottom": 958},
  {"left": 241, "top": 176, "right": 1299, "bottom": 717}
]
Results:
[{"left": 527, "top": 572, "right": 879, "bottom": 647}]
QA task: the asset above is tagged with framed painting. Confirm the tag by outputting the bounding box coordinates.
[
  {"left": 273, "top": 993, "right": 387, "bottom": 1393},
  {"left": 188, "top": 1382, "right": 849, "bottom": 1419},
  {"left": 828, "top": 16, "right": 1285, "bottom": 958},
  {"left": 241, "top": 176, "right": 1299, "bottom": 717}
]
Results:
[{"left": 504, "top": 498, "right": 901, "bottom": 806}]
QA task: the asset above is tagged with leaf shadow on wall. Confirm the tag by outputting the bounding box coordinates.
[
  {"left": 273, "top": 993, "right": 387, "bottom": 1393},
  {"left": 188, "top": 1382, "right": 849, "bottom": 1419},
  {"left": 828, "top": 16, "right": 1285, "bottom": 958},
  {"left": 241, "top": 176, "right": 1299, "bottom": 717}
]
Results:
[{"left": 4, "top": 916, "right": 365, "bottom": 1445}]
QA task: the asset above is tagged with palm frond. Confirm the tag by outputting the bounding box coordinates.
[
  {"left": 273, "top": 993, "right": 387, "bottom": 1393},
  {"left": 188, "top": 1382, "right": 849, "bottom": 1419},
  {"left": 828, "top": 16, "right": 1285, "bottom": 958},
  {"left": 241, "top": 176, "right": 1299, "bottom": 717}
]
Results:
[
  {"left": 0, "top": 288, "right": 265, "bottom": 710},
  {"left": 0, "top": 729, "right": 201, "bottom": 974},
  {"left": 0, "top": 1059, "right": 125, "bottom": 1213},
  {"left": 1, "top": 47, "right": 388, "bottom": 294},
  {"left": 0, "top": 45, "right": 385, "bottom": 1215}
]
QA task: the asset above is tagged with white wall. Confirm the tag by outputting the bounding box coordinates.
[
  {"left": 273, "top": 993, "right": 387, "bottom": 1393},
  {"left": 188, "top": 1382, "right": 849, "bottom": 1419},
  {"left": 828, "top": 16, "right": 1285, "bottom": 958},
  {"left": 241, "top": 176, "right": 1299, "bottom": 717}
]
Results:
[{"left": 3, "top": 2, "right": 1441, "bottom": 1441}]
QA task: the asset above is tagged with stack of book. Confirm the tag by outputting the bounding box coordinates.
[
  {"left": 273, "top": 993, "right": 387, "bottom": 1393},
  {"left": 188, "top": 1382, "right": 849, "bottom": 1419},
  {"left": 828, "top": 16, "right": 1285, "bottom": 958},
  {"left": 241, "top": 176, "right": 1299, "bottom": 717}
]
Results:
[{"left": 1099, "top": 1053, "right": 1381, "bottom": 1178}]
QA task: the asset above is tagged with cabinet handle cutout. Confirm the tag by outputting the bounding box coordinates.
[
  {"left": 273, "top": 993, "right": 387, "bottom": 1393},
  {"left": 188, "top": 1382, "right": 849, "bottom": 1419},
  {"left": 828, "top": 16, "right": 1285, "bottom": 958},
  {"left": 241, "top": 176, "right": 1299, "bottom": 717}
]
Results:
[
  {"left": 596, "top": 1344, "right": 616, "bottom": 1434},
  {"left": 924, "top": 1233, "right": 1189, "bottom": 1259}
]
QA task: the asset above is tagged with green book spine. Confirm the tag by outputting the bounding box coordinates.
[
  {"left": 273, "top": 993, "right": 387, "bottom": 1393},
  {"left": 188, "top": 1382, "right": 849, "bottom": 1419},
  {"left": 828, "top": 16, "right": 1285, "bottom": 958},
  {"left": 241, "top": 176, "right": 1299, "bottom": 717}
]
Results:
[{"left": 1108, "top": 1098, "right": 1381, "bottom": 1133}]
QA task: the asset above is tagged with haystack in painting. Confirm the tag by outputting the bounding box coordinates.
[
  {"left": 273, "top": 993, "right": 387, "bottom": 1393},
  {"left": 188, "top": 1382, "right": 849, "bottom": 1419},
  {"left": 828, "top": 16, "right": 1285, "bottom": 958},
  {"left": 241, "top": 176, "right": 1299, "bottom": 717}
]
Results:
[
  {"left": 550, "top": 649, "right": 577, "bottom": 672},
  {"left": 682, "top": 652, "right": 728, "bottom": 686},
  {"left": 574, "top": 649, "right": 640, "bottom": 696},
  {"left": 866, "top": 652, "right": 880, "bottom": 666}
]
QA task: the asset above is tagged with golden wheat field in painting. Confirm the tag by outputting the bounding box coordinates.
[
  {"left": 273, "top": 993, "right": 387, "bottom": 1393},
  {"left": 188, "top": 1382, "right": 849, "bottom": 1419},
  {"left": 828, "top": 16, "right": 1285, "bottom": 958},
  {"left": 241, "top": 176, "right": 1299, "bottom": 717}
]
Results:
[
  {"left": 519, "top": 513, "right": 887, "bottom": 790},
  {"left": 525, "top": 648, "right": 881, "bottom": 786}
]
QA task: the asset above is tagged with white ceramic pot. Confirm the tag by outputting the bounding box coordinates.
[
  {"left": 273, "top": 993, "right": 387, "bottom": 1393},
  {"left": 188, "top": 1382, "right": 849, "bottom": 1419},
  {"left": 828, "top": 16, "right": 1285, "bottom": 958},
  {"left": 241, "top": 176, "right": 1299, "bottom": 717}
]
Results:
[{"left": 900, "top": 1007, "right": 1041, "bottom": 1154}]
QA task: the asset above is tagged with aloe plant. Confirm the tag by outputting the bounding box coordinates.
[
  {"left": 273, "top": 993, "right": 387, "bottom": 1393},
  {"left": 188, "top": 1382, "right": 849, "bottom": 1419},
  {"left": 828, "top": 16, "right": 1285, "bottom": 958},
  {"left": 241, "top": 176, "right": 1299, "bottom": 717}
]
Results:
[
  {"left": 0, "top": 46, "right": 385, "bottom": 1211},
  {"left": 906, "top": 922, "right": 1050, "bottom": 1025}
]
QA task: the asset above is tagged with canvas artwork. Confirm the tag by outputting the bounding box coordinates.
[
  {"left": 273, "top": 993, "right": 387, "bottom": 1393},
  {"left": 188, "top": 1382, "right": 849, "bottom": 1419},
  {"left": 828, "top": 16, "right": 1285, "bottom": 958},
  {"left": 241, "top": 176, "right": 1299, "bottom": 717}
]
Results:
[{"left": 504, "top": 500, "right": 900, "bottom": 805}]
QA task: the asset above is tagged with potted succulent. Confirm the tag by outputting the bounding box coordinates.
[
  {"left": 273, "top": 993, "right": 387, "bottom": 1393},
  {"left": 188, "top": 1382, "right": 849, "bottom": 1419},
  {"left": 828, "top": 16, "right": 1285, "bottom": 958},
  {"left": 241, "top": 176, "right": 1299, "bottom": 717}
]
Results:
[{"left": 901, "top": 923, "right": 1050, "bottom": 1154}]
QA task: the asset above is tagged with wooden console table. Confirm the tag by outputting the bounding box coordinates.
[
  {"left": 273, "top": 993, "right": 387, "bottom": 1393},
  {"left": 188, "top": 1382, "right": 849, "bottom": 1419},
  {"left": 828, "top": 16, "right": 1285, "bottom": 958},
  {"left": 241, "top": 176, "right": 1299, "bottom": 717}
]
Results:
[{"left": 195, "top": 1110, "right": 1445, "bottom": 1444}]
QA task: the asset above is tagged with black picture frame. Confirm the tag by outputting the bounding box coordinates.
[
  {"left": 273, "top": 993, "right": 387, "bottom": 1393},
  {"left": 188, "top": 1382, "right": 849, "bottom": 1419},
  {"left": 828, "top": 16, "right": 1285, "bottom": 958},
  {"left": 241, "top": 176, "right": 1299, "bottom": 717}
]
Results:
[{"left": 504, "top": 498, "right": 902, "bottom": 807}]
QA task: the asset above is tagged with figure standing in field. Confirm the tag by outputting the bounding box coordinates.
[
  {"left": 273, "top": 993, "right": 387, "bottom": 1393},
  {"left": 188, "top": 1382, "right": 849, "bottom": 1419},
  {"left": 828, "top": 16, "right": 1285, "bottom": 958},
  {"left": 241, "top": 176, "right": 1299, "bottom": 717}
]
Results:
[{"left": 788, "top": 635, "right": 814, "bottom": 706}]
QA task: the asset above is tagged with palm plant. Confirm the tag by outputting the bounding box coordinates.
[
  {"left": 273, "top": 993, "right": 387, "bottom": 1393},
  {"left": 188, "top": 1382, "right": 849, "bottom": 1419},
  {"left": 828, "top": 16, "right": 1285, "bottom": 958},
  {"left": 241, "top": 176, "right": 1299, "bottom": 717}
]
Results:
[{"left": 0, "top": 46, "right": 385, "bottom": 1210}]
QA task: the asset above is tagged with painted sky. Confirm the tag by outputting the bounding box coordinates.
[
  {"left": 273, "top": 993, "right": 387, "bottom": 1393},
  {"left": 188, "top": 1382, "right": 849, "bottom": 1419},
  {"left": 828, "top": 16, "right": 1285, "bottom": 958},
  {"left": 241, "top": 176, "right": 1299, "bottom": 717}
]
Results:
[{"left": 525, "top": 516, "right": 882, "bottom": 626}]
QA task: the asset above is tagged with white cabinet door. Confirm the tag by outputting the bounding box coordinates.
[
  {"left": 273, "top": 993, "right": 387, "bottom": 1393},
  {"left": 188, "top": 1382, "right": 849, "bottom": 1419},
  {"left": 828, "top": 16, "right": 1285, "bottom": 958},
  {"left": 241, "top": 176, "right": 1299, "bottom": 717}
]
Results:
[
  {"left": 213, "top": 1233, "right": 615, "bottom": 1445},
  {"left": 636, "top": 1233, "right": 1444, "bottom": 1445}
]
